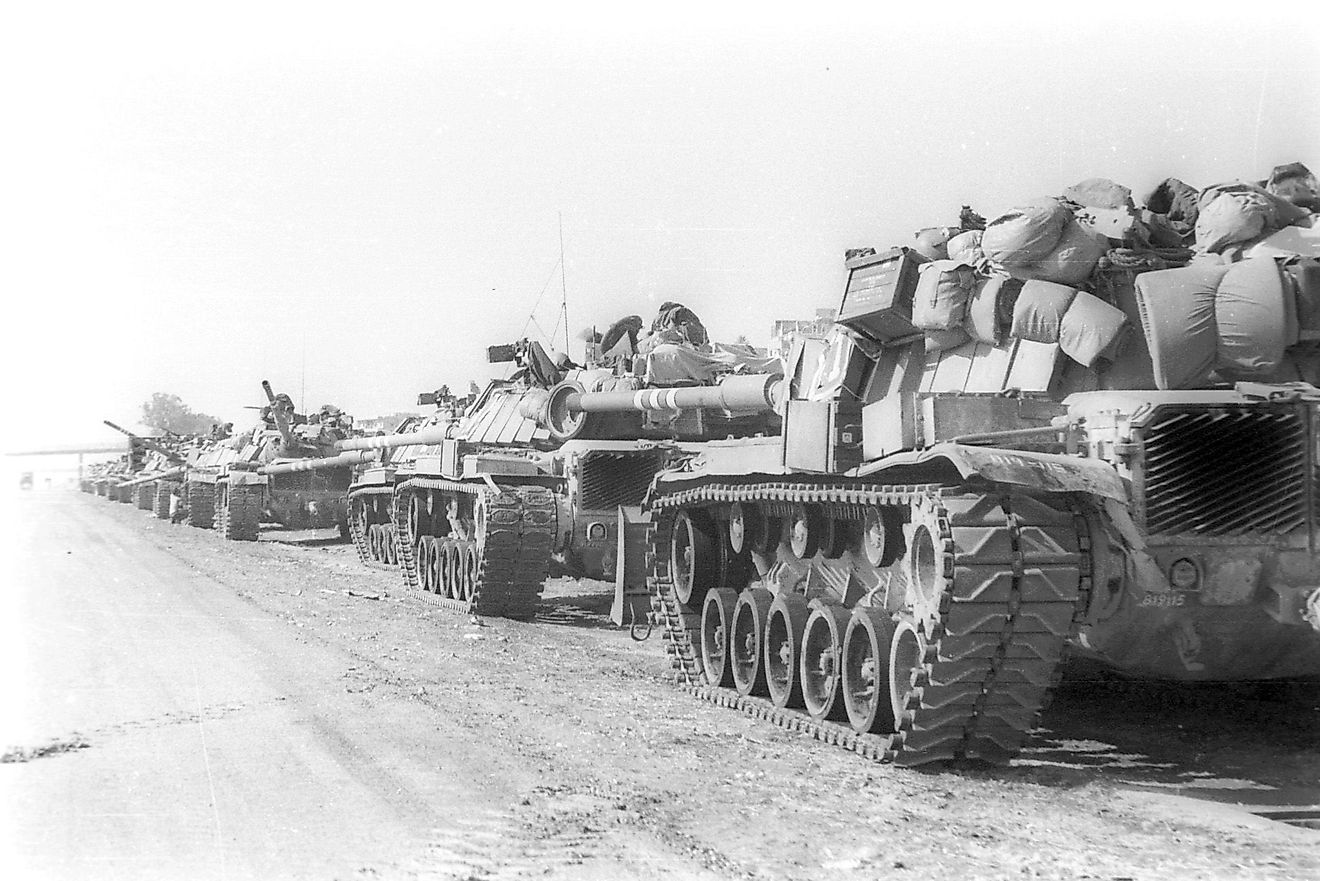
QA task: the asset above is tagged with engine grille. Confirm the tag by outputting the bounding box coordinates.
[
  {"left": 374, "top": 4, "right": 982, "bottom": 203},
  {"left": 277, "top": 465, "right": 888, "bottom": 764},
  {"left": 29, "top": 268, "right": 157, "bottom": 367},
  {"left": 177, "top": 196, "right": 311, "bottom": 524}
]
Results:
[
  {"left": 577, "top": 450, "right": 665, "bottom": 512},
  {"left": 1139, "top": 405, "right": 1310, "bottom": 536}
]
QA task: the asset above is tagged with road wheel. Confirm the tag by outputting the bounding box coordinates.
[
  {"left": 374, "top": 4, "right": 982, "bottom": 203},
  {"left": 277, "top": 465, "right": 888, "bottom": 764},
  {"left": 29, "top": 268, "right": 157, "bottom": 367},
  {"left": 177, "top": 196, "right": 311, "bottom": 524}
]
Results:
[
  {"left": 764, "top": 592, "right": 811, "bottom": 709},
  {"left": 699, "top": 588, "right": 739, "bottom": 688},
  {"left": 730, "top": 588, "right": 774, "bottom": 697},
  {"left": 842, "top": 607, "right": 899, "bottom": 734},
  {"left": 800, "top": 603, "right": 850, "bottom": 722}
]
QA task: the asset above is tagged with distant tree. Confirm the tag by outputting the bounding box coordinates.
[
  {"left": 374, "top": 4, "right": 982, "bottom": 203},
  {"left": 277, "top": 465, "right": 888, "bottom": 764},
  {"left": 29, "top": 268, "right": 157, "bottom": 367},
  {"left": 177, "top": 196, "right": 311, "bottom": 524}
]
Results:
[
  {"left": 141, "top": 393, "right": 221, "bottom": 436},
  {"left": 468, "top": 381, "right": 481, "bottom": 397}
]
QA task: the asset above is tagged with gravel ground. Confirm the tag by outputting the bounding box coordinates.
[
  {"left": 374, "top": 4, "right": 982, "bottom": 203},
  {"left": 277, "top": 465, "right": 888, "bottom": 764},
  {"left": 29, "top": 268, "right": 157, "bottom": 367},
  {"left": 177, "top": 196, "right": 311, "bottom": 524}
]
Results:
[{"left": 2, "top": 489, "right": 1317, "bottom": 880}]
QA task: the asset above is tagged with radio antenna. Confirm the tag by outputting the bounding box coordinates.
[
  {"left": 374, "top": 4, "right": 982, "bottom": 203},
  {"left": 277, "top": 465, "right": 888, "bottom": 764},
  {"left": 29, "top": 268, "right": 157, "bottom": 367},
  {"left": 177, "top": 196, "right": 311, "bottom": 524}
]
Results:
[{"left": 558, "top": 212, "right": 570, "bottom": 360}]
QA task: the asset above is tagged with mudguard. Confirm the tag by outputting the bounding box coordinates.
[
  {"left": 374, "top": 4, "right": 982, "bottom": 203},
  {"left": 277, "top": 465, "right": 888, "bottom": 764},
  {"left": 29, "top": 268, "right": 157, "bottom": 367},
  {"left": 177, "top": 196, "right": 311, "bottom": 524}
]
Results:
[{"left": 856, "top": 442, "right": 1129, "bottom": 502}]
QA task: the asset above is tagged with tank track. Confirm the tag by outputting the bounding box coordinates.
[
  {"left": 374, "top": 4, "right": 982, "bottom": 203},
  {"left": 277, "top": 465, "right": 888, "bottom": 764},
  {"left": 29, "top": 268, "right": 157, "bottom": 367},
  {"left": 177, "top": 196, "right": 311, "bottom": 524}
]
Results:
[
  {"left": 391, "top": 478, "right": 556, "bottom": 620},
  {"left": 153, "top": 481, "right": 173, "bottom": 520},
  {"left": 185, "top": 481, "right": 214, "bottom": 529},
  {"left": 220, "top": 483, "right": 262, "bottom": 542},
  {"left": 648, "top": 481, "right": 1090, "bottom": 766},
  {"left": 136, "top": 483, "right": 154, "bottom": 510},
  {"left": 347, "top": 486, "right": 398, "bottom": 570}
]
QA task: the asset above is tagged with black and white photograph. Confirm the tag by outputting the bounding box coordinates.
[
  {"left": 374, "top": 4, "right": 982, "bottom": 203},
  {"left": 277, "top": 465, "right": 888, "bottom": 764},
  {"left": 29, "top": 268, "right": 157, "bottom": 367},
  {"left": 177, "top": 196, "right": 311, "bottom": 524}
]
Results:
[{"left": 2, "top": 2, "right": 1318, "bottom": 879}]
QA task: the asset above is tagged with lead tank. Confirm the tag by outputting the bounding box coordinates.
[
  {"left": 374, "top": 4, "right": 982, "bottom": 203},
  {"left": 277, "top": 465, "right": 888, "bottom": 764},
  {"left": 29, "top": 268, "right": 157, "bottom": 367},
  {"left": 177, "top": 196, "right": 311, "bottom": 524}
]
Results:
[
  {"left": 335, "top": 338, "right": 783, "bottom": 620},
  {"left": 642, "top": 232, "right": 1320, "bottom": 766}
]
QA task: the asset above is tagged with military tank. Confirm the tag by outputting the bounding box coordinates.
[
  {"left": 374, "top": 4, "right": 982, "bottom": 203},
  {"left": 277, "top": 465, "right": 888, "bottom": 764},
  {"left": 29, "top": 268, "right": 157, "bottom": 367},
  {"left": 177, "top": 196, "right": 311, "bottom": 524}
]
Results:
[
  {"left": 253, "top": 383, "right": 361, "bottom": 536},
  {"left": 642, "top": 239, "right": 1320, "bottom": 766},
  {"left": 334, "top": 337, "right": 783, "bottom": 621},
  {"left": 90, "top": 430, "right": 150, "bottom": 502},
  {"left": 102, "top": 421, "right": 189, "bottom": 517},
  {"left": 185, "top": 382, "right": 360, "bottom": 541}
]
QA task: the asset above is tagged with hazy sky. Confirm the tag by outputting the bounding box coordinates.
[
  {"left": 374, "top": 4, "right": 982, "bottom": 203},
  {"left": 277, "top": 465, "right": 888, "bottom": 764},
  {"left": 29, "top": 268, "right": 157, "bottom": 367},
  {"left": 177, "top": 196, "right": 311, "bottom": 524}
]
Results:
[{"left": 3, "top": 2, "right": 1318, "bottom": 449}]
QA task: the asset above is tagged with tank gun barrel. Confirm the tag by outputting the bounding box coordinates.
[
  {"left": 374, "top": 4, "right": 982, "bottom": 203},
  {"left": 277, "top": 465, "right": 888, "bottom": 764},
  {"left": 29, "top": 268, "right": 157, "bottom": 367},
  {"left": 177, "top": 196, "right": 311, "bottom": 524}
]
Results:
[
  {"left": 117, "top": 466, "right": 185, "bottom": 489},
  {"left": 335, "top": 424, "right": 452, "bottom": 453},
  {"left": 546, "top": 373, "right": 784, "bottom": 426},
  {"left": 259, "top": 450, "right": 374, "bottom": 476},
  {"left": 102, "top": 420, "right": 186, "bottom": 463},
  {"left": 260, "top": 380, "right": 297, "bottom": 449}
]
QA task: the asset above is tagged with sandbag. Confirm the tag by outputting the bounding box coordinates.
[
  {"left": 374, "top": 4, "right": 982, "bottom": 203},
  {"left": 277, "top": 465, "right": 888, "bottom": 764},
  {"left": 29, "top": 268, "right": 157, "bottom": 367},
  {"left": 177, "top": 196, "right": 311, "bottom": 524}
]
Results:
[
  {"left": 1062, "top": 178, "right": 1133, "bottom": 210},
  {"left": 965, "top": 276, "right": 1002, "bottom": 344},
  {"left": 1058, "top": 291, "right": 1130, "bottom": 367},
  {"left": 1004, "top": 220, "right": 1108, "bottom": 286},
  {"left": 1215, "top": 257, "right": 1288, "bottom": 376},
  {"left": 913, "top": 227, "right": 959, "bottom": 262},
  {"left": 981, "top": 200, "right": 1071, "bottom": 266},
  {"left": 1267, "top": 162, "right": 1320, "bottom": 211},
  {"left": 1133, "top": 264, "right": 1228, "bottom": 389},
  {"left": 946, "top": 230, "right": 983, "bottom": 265},
  {"left": 1010, "top": 280, "right": 1077, "bottom": 344},
  {"left": 911, "top": 260, "right": 974, "bottom": 331},
  {"left": 923, "top": 326, "right": 970, "bottom": 355}
]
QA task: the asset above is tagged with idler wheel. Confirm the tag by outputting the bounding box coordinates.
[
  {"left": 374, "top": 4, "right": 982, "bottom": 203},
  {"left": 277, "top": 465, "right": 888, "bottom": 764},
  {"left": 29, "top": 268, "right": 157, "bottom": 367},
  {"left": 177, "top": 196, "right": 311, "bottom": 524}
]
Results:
[
  {"left": 671, "top": 509, "right": 717, "bottom": 607},
  {"left": 787, "top": 504, "right": 824, "bottom": 559},
  {"left": 727, "top": 503, "right": 763, "bottom": 556},
  {"left": 730, "top": 588, "right": 774, "bottom": 697},
  {"left": 887, "top": 618, "right": 924, "bottom": 727},
  {"left": 861, "top": 507, "right": 904, "bottom": 568},
  {"left": 799, "top": 603, "right": 851, "bottom": 721},
  {"left": 699, "top": 588, "right": 740, "bottom": 687},
  {"left": 387, "top": 526, "right": 400, "bottom": 566},
  {"left": 764, "top": 593, "right": 812, "bottom": 709},
  {"left": 842, "top": 608, "right": 900, "bottom": 734}
]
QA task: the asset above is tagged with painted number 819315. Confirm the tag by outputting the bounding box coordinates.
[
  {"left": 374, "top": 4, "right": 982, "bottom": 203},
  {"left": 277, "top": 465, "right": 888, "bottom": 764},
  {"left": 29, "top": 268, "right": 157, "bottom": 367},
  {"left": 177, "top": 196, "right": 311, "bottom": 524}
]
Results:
[{"left": 1138, "top": 592, "right": 1192, "bottom": 608}]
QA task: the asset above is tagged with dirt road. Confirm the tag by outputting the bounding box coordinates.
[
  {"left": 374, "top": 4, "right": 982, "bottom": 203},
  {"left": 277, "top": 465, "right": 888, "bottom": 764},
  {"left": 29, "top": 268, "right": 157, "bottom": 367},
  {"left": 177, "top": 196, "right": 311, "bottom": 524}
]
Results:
[{"left": 2, "top": 491, "right": 1317, "bottom": 880}]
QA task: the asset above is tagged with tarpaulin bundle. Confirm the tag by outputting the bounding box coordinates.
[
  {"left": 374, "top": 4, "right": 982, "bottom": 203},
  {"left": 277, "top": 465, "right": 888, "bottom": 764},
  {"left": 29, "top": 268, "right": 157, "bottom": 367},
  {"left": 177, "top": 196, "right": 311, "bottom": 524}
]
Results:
[
  {"left": 1062, "top": 178, "right": 1134, "bottom": 210},
  {"left": 1195, "top": 181, "right": 1311, "bottom": 254},
  {"left": 1146, "top": 178, "right": 1200, "bottom": 227},
  {"left": 1265, "top": 162, "right": 1320, "bottom": 211},
  {"left": 1134, "top": 257, "right": 1295, "bottom": 389}
]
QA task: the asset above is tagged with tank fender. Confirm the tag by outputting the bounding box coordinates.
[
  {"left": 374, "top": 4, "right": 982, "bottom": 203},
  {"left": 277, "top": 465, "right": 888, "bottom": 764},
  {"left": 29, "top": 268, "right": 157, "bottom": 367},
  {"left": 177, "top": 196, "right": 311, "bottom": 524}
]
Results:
[{"left": 865, "top": 443, "right": 1129, "bottom": 503}]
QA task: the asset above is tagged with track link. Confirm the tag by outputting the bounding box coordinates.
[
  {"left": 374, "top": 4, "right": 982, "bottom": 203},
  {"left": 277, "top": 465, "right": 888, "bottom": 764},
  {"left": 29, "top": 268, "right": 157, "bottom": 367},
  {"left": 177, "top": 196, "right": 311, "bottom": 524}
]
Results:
[
  {"left": 392, "top": 478, "right": 556, "bottom": 619},
  {"left": 185, "top": 481, "right": 215, "bottom": 529},
  {"left": 153, "top": 481, "right": 173, "bottom": 520},
  {"left": 347, "top": 485, "right": 397, "bottom": 569},
  {"left": 648, "top": 481, "right": 1089, "bottom": 766},
  {"left": 221, "top": 483, "right": 262, "bottom": 542}
]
